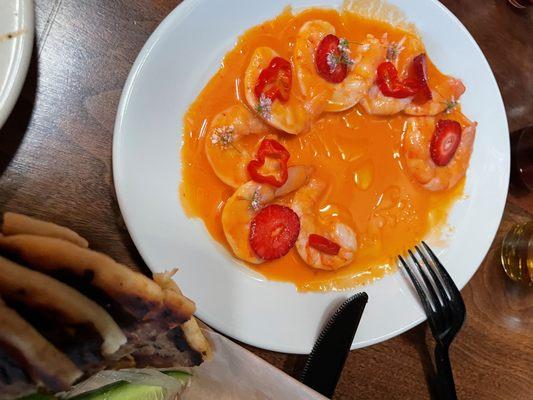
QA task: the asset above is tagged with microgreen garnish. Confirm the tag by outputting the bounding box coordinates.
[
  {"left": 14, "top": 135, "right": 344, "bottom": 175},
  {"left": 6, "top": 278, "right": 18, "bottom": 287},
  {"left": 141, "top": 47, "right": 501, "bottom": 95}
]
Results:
[
  {"left": 338, "top": 38, "right": 350, "bottom": 49},
  {"left": 250, "top": 187, "right": 262, "bottom": 212},
  {"left": 211, "top": 125, "right": 235, "bottom": 147},
  {"left": 326, "top": 38, "right": 354, "bottom": 73},
  {"left": 444, "top": 99, "right": 459, "bottom": 113},
  {"left": 338, "top": 37, "right": 354, "bottom": 67},
  {"left": 386, "top": 37, "right": 406, "bottom": 62},
  {"left": 326, "top": 51, "right": 339, "bottom": 72},
  {"left": 256, "top": 94, "right": 272, "bottom": 119}
]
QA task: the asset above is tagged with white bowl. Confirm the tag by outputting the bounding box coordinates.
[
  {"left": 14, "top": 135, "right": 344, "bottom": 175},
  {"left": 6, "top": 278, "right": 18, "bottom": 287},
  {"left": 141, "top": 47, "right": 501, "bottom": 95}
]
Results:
[{"left": 114, "top": 0, "right": 509, "bottom": 353}]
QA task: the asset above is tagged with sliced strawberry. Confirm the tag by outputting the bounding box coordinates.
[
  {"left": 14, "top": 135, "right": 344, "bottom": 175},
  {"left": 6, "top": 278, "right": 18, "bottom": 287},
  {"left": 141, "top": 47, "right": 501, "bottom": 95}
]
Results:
[
  {"left": 308, "top": 234, "right": 341, "bottom": 255},
  {"left": 254, "top": 57, "right": 292, "bottom": 103},
  {"left": 249, "top": 205, "right": 300, "bottom": 260},
  {"left": 430, "top": 120, "right": 462, "bottom": 166},
  {"left": 316, "top": 34, "right": 348, "bottom": 83},
  {"left": 411, "top": 54, "right": 432, "bottom": 104}
]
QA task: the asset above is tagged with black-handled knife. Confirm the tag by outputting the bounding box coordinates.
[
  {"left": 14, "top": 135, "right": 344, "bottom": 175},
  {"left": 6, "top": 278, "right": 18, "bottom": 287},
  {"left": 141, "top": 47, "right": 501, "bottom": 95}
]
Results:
[{"left": 300, "top": 292, "right": 368, "bottom": 399}]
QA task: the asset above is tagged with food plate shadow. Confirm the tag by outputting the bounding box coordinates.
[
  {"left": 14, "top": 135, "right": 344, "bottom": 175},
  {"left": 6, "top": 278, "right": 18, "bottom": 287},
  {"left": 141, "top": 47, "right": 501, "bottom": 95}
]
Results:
[
  {"left": 403, "top": 323, "right": 439, "bottom": 400},
  {"left": 0, "top": 45, "right": 37, "bottom": 176}
]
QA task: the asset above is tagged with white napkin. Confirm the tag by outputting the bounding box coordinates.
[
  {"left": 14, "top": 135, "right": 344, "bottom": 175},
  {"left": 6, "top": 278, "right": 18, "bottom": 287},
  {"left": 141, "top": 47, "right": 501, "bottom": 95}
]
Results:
[{"left": 183, "top": 330, "right": 328, "bottom": 400}]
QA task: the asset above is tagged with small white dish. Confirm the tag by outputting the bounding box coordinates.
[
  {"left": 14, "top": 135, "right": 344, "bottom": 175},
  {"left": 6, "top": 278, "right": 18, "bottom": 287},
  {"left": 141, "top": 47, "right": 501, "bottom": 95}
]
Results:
[
  {"left": 0, "top": 0, "right": 34, "bottom": 130},
  {"left": 114, "top": 0, "right": 509, "bottom": 353}
]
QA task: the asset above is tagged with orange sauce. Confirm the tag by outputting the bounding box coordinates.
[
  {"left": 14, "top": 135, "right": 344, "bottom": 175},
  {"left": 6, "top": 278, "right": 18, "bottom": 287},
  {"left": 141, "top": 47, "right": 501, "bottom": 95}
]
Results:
[{"left": 180, "top": 8, "right": 466, "bottom": 291}]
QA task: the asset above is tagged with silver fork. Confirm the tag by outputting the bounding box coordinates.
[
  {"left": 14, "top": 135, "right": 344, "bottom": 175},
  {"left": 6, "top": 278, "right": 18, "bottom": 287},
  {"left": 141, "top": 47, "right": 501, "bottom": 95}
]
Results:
[{"left": 398, "top": 241, "right": 466, "bottom": 400}]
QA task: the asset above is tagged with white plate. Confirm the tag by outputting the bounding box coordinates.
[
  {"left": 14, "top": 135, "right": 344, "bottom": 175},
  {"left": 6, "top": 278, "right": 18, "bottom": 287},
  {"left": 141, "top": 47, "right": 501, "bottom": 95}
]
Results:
[
  {"left": 114, "top": 0, "right": 509, "bottom": 353},
  {"left": 0, "top": 0, "right": 33, "bottom": 130}
]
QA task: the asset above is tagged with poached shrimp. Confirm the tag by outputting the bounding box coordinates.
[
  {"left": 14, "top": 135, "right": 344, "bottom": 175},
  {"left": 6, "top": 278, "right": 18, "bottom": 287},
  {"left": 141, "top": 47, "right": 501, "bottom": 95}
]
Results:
[
  {"left": 291, "top": 178, "right": 357, "bottom": 270},
  {"left": 361, "top": 35, "right": 466, "bottom": 117},
  {"left": 294, "top": 20, "right": 387, "bottom": 112},
  {"left": 221, "top": 166, "right": 313, "bottom": 263},
  {"left": 360, "top": 35, "right": 422, "bottom": 116},
  {"left": 360, "top": 84, "right": 412, "bottom": 115},
  {"left": 294, "top": 20, "right": 336, "bottom": 113},
  {"left": 244, "top": 47, "right": 312, "bottom": 135},
  {"left": 402, "top": 117, "right": 477, "bottom": 191},
  {"left": 404, "top": 76, "right": 466, "bottom": 116},
  {"left": 326, "top": 34, "right": 387, "bottom": 112},
  {"left": 205, "top": 105, "right": 268, "bottom": 188}
]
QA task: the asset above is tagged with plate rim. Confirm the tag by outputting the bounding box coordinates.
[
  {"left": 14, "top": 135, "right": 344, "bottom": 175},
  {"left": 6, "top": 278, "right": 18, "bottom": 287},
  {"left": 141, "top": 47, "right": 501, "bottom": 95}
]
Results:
[
  {"left": 113, "top": 0, "right": 509, "bottom": 353},
  {"left": 0, "top": 0, "right": 34, "bottom": 130}
]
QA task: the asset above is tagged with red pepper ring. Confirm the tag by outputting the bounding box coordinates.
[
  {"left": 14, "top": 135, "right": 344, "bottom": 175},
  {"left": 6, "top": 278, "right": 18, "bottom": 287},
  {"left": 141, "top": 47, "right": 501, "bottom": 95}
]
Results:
[
  {"left": 247, "top": 139, "right": 290, "bottom": 187},
  {"left": 308, "top": 234, "right": 341, "bottom": 255},
  {"left": 254, "top": 57, "right": 292, "bottom": 103},
  {"left": 376, "top": 61, "right": 419, "bottom": 99}
]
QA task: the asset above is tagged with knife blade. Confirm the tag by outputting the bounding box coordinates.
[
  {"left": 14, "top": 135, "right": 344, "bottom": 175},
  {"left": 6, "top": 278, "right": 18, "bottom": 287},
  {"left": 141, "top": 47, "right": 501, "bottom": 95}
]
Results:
[{"left": 300, "top": 292, "right": 368, "bottom": 398}]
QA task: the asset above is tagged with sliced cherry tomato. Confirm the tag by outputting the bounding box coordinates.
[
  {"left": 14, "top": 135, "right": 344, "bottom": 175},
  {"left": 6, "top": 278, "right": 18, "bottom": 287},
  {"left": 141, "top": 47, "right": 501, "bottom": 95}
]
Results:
[
  {"left": 316, "top": 34, "right": 348, "bottom": 83},
  {"left": 308, "top": 234, "right": 341, "bottom": 255},
  {"left": 376, "top": 61, "right": 419, "bottom": 98},
  {"left": 430, "top": 119, "right": 462, "bottom": 166},
  {"left": 249, "top": 204, "right": 300, "bottom": 260},
  {"left": 411, "top": 54, "right": 432, "bottom": 104},
  {"left": 247, "top": 139, "right": 290, "bottom": 187},
  {"left": 254, "top": 57, "right": 292, "bottom": 103}
]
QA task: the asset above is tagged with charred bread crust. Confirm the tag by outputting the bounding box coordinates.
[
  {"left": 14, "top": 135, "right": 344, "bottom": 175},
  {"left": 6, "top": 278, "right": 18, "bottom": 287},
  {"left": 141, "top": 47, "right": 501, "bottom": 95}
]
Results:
[
  {"left": 0, "top": 234, "right": 196, "bottom": 325},
  {"left": 0, "top": 255, "right": 126, "bottom": 356},
  {"left": 0, "top": 298, "right": 83, "bottom": 392},
  {"left": 2, "top": 212, "right": 89, "bottom": 248},
  {"left": 0, "top": 213, "right": 212, "bottom": 396},
  {"left": 0, "top": 348, "right": 35, "bottom": 400}
]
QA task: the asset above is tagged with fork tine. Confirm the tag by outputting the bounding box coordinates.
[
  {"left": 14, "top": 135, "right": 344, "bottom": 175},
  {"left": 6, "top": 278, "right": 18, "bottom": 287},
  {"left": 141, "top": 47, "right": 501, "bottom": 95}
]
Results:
[
  {"left": 407, "top": 249, "right": 444, "bottom": 316},
  {"left": 415, "top": 245, "right": 453, "bottom": 329},
  {"left": 421, "top": 241, "right": 466, "bottom": 334},
  {"left": 421, "top": 241, "right": 463, "bottom": 303},
  {"left": 415, "top": 245, "right": 450, "bottom": 306},
  {"left": 407, "top": 249, "right": 448, "bottom": 333},
  {"left": 398, "top": 255, "right": 440, "bottom": 330}
]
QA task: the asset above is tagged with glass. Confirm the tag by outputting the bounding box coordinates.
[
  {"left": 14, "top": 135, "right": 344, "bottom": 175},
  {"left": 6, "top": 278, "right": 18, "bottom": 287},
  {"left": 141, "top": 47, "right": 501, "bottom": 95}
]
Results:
[
  {"left": 507, "top": 0, "right": 532, "bottom": 8},
  {"left": 510, "top": 126, "right": 533, "bottom": 191},
  {"left": 501, "top": 221, "right": 533, "bottom": 285}
]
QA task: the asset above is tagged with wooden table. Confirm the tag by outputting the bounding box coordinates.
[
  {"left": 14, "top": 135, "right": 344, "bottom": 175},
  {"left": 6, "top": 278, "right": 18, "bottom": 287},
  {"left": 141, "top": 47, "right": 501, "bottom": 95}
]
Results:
[{"left": 1, "top": 1, "right": 531, "bottom": 399}]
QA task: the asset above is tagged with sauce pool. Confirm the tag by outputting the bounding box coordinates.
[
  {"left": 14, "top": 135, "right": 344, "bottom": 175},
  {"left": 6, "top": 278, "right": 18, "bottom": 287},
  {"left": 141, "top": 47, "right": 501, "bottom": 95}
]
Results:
[{"left": 180, "top": 8, "right": 466, "bottom": 291}]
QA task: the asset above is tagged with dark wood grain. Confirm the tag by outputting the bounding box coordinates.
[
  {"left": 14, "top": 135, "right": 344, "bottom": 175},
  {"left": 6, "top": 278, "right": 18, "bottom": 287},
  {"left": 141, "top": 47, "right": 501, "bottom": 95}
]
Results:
[{"left": 0, "top": 1, "right": 531, "bottom": 399}]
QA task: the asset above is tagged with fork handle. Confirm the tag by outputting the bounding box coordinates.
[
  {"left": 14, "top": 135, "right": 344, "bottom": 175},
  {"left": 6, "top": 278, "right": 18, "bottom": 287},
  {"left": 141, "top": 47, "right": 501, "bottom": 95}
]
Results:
[{"left": 435, "top": 344, "right": 457, "bottom": 400}]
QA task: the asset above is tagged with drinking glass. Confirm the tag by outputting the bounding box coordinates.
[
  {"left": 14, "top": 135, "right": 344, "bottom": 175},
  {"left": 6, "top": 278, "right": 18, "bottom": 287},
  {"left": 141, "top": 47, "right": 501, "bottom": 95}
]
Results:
[{"left": 501, "top": 221, "right": 533, "bottom": 285}]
